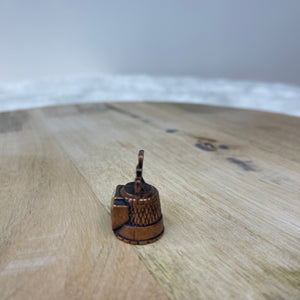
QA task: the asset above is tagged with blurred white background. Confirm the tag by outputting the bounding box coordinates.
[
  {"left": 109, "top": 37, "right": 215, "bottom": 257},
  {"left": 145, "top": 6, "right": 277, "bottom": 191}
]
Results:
[{"left": 0, "top": 0, "right": 299, "bottom": 115}]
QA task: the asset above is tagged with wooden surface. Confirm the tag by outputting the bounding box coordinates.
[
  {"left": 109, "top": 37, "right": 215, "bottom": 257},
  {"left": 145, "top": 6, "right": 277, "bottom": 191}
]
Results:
[{"left": 0, "top": 102, "right": 299, "bottom": 300}]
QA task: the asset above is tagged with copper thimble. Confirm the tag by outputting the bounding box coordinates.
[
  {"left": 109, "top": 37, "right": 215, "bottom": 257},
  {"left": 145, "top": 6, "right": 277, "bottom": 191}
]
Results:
[{"left": 111, "top": 150, "right": 164, "bottom": 245}]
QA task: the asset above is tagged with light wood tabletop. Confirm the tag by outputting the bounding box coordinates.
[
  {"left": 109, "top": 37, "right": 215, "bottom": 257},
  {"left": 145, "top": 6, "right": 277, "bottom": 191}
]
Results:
[{"left": 0, "top": 102, "right": 299, "bottom": 299}]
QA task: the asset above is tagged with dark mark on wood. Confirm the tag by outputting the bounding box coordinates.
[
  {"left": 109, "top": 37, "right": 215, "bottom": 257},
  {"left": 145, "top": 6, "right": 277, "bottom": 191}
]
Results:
[
  {"left": 44, "top": 103, "right": 108, "bottom": 117},
  {"left": 194, "top": 136, "right": 218, "bottom": 151},
  {"left": 129, "top": 113, "right": 139, "bottom": 119},
  {"left": 227, "top": 157, "right": 256, "bottom": 171},
  {"left": 195, "top": 143, "right": 216, "bottom": 152},
  {"left": 0, "top": 111, "right": 29, "bottom": 134},
  {"left": 105, "top": 104, "right": 141, "bottom": 120},
  {"left": 105, "top": 104, "right": 155, "bottom": 127},
  {"left": 219, "top": 145, "right": 229, "bottom": 150},
  {"left": 166, "top": 129, "right": 178, "bottom": 133}
]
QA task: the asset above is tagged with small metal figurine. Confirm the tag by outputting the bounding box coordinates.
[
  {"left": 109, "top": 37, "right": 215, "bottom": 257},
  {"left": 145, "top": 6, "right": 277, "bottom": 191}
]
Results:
[{"left": 111, "top": 150, "right": 164, "bottom": 245}]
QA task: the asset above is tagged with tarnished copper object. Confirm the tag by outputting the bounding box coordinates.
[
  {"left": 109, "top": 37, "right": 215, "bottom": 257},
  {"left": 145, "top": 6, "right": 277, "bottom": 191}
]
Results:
[{"left": 111, "top": 150, "right": 164, "bottom": 245}]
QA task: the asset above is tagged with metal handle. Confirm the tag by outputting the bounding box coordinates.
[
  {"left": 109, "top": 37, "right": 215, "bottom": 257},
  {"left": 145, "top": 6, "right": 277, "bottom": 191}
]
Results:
[{"left": 134, "top": 150, "right": 144, "bottom": 195}]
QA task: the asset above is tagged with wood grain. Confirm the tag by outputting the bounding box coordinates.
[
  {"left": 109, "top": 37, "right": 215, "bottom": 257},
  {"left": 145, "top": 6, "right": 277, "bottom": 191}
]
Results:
[
  {"left": 1, "top": 102, "right": 300, "bottom": 299},
  {"left": 0, "top": 108, "right": 167, "bottom": 300}
]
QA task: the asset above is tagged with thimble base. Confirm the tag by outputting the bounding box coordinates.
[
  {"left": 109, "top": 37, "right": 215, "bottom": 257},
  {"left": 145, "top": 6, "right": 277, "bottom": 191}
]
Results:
[
  {"left": 113, "top": 215, "right": 164, "bottom": 245},
  {"left": 114, "top": 227, "right": 164, "bottom": 245}
]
